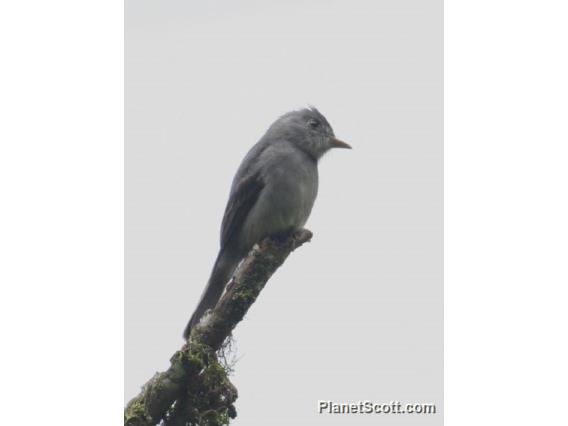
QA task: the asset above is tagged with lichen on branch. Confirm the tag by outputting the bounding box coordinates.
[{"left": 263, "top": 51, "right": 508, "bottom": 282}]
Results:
[{"left": 125, "top": 229, "right": 313, "bottom": 426}]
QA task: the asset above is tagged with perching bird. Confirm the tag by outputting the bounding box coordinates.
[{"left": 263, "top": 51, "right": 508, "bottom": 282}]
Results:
[{"left": 183, "top": 107, "right": 350, "bottom": 339}]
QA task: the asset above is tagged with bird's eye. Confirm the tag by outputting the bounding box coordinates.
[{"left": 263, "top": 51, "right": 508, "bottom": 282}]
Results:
[{"left": 308, "top": 119, "right": 320, "bottom": 128}]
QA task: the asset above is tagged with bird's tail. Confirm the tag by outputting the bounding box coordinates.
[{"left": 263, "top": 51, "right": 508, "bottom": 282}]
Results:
[{"left": 183, "top": 249, "right": 241, "bottom": 340}]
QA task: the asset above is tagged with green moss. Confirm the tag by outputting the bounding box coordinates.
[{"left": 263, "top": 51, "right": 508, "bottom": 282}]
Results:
[
  {"left": 199, "top": 408, "right": 230, "bottom": 426},
  {"left": 177, "top": 341, "right": 235, "bottom": 425},
  {"left": 125, "top": 232, "right": 312, "bottom": 425},
  {"left": 124, "top": 397, "right": 149, "bottom": 426},
  {"left": 186, "top": 346, "right": 207, "bottom": 372}
]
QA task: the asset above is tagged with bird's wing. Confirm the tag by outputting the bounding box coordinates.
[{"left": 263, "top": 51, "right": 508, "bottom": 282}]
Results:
[{"left": 220, "top": 171, "right": 265, "bottom": 249}]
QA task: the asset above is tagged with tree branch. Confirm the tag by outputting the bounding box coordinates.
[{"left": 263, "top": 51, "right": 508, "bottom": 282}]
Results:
[{"left": 125, "top": 229, "right": 313, "bottom": 426}]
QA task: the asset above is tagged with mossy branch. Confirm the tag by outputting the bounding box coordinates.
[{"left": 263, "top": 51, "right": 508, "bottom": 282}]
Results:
[{"left": 125, "top": 229, "right": 313, "bottom": 426}]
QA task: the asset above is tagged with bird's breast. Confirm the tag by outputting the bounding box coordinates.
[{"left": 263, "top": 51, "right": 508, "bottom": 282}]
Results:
[
  {"left": 267, "top": 161, "right": 318, "bottom": 222},
  {"left": 243, "top": 158, "right": 318, "bottom": 245}
]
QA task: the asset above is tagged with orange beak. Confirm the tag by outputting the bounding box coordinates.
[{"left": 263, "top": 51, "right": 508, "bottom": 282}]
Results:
[{"left": 329, "top": 137, "right": 352, "bottom": 149}]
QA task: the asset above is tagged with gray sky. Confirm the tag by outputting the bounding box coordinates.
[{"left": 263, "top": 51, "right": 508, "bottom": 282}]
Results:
[{"left": 126, "top": 1, "right": 442, "bottom": 424}]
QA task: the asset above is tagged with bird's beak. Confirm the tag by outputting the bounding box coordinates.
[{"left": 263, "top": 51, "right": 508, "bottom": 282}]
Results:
[{"left": 329, "top": 137, "right": 352, "bottom": 149}]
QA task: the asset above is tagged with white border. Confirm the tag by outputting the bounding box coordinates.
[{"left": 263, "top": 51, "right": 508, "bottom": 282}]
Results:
[
  {"left": 446, "top": 0, "right": 568, "bottom": 424},
  {"left": 0, "top": 1, "right": 123, "bottom": 424},
  {"left": 1, "top": 1, "right": 567, "bottom": 424}
]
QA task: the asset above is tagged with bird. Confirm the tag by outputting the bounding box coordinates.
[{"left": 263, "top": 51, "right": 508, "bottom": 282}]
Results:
[{"left": 183, "top": 107, "right": 351, "bottom": 339}]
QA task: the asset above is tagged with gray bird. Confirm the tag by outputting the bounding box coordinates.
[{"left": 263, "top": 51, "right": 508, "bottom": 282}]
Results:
[{"left": 183, "top": 107, "right": 350, "bottom": 339}]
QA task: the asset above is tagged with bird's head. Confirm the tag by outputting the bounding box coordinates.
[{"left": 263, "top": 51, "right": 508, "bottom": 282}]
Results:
[{"left": 267, "top": 107, "right": 351, "bottom": 160}]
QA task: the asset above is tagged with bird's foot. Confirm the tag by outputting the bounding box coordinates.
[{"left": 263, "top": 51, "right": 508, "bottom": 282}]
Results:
[
  {"left": 291, "top": 229, "right": 313, "bottom": 246},
  {"left": 266, "top": 228, "right": 312, "bottom": 249}
]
